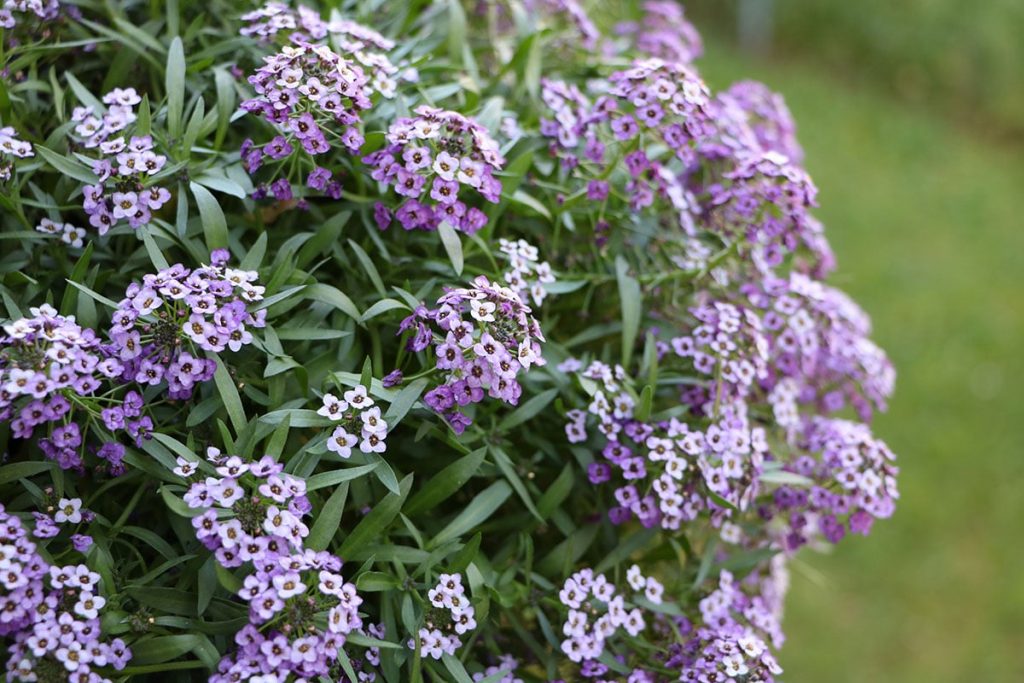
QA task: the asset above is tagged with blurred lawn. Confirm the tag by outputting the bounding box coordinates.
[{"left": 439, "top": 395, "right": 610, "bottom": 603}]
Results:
[{"left": 698, "top": 40, "right": 1024, "bottom": 682}]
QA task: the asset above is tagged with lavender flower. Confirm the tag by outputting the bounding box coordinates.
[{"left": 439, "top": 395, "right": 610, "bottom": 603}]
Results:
[
  {"left": 567, "top": 360, "right": 767, "bottom": 530},
  {"left": 241, "top": 42, "right": 374, "bottom": 200},
  {"left": 706, "top": 151, "right": 820, "bottom": 271},
  {"left": 0, "top": 0, "right": 64, "bottom": 35},
  {"left": 766, "top": 417, "right": 899, "bottom": 550},
  {"left": 363, "top": 106, "right": 504, "bottom": 234},
  {"left": 615, "top": 1, "right": 704, "bottom": 65},
  {"left": 35, "top": 217, "right": 86, "bottom": 247},
  {"left": 409, "top": 573, "right": 476, "bottom": 659},
  {"left": 498, "top": 238, "right": 556, "bottom": 307},
  {"left": 667, "top": 301, "right": 770, "bottom": 401},
  {"left": 0, "top": 125, "right": 33, "bottom": 182},
  {"left": 555, "top": 567, "right": 657, "bottom": 667},
  {"left": 108, "top": 260, "right": 265, "bottom": 399},
  {"left": 417, "top": 276, "right": 546, "bottom": 432},
  {"left": 746, "top": 272, "right": 895, "bottom": 421},
  {"left": 0, "top": 305, "right": 134, "bottom": 471},
  {"left": 713, "top": 80, "right": 804, "bottom": 165},
  {"left": 67, "top": 88, "right": 172, "bottom": 235},
  {"left": 2, "top": 508, "right": 131, "bottom": 681},
  {"left": 672, "top": 568, "right": 785, "bottom": 682}
]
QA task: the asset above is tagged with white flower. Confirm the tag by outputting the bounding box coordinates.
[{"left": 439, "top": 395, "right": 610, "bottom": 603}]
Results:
[
  {"left": 343, "top": 385, "right": 374, "bottom": 410},
  {"left": 626, "top": 564, "right": 645, "bottom": 591},
  {"left": 54, "top": 498, "right": 83, "bottom": 524},
  {"left": 469, "top": 299, "right": 495, "bottom": 322},
  {"left": 317, "top": 392, "right": 349, "bottom": 420},
  {"left": 327, "top": 426, "right": 358, "bottom": 458},
  {"left": 172, "top": 457, "right": 198, "bottom": 478}
]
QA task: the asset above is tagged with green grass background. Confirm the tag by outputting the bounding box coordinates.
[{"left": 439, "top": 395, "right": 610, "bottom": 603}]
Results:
[{"left": 697, "top": 37, "right": 1024, "bottom": 682}]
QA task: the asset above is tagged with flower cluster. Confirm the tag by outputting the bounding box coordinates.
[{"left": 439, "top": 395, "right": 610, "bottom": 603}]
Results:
[
  {"left": 109, "top": 253, "right": 265, "bottom": 399},
  {"left": 615, "top": 1, "right": 703, "bottom": 64},
  {"left": 212, "top": 549, "right": 363, "bottom": 681},
  {"left": 0, "top": 0, "right": 65, "bottom": 34},
  {"left": 0, "top": 504, "right": 48, "bottom": 637},
  {"left": 601, "top": 58, "right": 714, "bottom": 176},
  {"left": 2, "top": 518, "right": 131, "bottom": 683},
  {"left": 240, "top": 1, "right": 330, "bottom": 42},
  {"left": 767, "top": 417, "right": 898, "bottom": 550},
  {"left": 82, "top": 133, "right": 171, "bottom": 233},
  {"left": 70, "top": 87, "right": 139, "bottom": 149},
  {"left": 747, "top": 272, "right": 895, "bottom": 421},
  {"left": 706, "top": 151, "right": 820, "bottom": 271},
  {"left": 420, "top": 276, "right": 546, "bottom": 433},
  {"left": 567, "top": 361, "right": 767, "bottom": 530},
  {"left": 411, "top": 573, "right": 475, "bottom": 659},
  {"left": 184, "top": 450, "right": 311, "bottom": 565},
  {"left": 498, "top": 237, "right": 556, "bottom": 307},
  {"left": 556, "top": 567, "right": 653, "bottom": 665},
  {"left": 667, "top": 301, "right": 769, "bottom": 401},
  {"left": 0, "top": 125, "right": 33, "bottom": 182},
  {"left": 318, "top": 385, "right": 389, "bottom": 457},
  {"left": 242, "top": 42, "right": 372, "bottom": 201},
  {"left": 32, "top": 493, "right": 95, "bottom": 554},
  {"left": 540, "top": 64, "right": 707, "bottom": 233},
  {"left": 366, "top": 106, "right": 504, "bottom": 234},
  {"left": 673, "top": 569, "right": 784, "bottom": 682},
  {"left": 242, "top": 3, "right": 402, "bottom": 98},
  {"left": 713, "top": 80, "right": 804, "bottom": 165},
  {"left": 0, "top": 304, "right": 139, "bottom": 471}
]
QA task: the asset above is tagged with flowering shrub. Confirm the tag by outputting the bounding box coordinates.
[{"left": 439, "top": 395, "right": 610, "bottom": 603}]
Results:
[{"left": 0, "top": 1, "right": 897, "bottom": 681}]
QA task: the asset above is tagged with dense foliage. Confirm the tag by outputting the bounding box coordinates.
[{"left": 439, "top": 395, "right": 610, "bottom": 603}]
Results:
[{"left": 0, "top": 1, "right": 898, "bottom": 681}]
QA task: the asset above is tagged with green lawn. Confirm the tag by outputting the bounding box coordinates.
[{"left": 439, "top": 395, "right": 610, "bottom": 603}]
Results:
[{"left": 699, "top": 41, "right": 1024, "bottom": 682}]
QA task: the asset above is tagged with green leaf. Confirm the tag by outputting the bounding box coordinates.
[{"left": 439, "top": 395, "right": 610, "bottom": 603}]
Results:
[
  {"left": 305, "top": 283, "right": 362, "bottom": 321},
  {"left": 140, "top": 228, "right": 170, "bottom": 270},
  {"left": 259, "top": 409, "right": 333, "bottom": 428},
  {"left": 498, "top": 387, "right": 558, "bottom": 431},
  {"left": 361, "top": 298, "right": 408, "bottom": 322},
  {"left": 536, "top": 463, "right": 574, "bottom": 521},
  {"left": 338, "top": 475, "right": 413, "bottom": 559},
  {"left": 130, "top": 635, "right": 203, "bottom": 665},
  {"left": 441, "top": 653, "right": 474, "bottom": 683},
  {"left": 404, "top": 448, "right": 486, "bottom": 516},
  {"left": 306, "top": 463, "right": 379, "bottom": 491},
  {"left": 356, "top": 571, "right": 401, "bottom": 592},
  {"left": 166, "top": 37, "right": 186, "bottom": 137},
  {"left": 347, "top": 239, "right": 386, "bottom": 296},
  {"left": 190, "top": 182, "right": 228, "bottom": 253},
  {"left": 65, "top": 280, "right": 118, "bottom": 309},
  {"left": 0, "top": 461, "right": 54, "bottom": 485},
  {"left": 429, "top": 480, "right": 511, "bottom": 549},
  {"left": 437, "top": 221, "right": 464, "bottom": 276},
  {"left": 197, "top": 557, "right": 216, "bottom": 616},
  {"left": 382, "top": 377, "right": 428, "bottom": 427},
  {"left": 160, "top": 486, "right": 202, "bottom": 518},
  {"left": 446, "top": 0, "right": 467, "bottom": 65},
  {"left": 616, "top": 255, "right": 642, "bottom": 368},
  {"left": 490, "top": 447, "right": 542, "bottom": 522},
  {"left": 306, "top": 481, "right": 350, "bottom": 551},
  {"left": 510, "top": 189, "right": 552, "bottom": 220},
  {"left": 212, "top": 356, "right": 246, "bottom": 433},
  {"left": 35, "top": 146, "right": 97, "bottom": 184}
]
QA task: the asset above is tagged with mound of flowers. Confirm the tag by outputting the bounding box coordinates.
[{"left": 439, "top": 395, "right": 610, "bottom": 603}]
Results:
[{"left": 0, "top": 1, "right": 897, "bottom": 681}]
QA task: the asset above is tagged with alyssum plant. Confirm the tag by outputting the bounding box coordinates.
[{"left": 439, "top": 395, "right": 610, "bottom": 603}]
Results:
[{"left": 0, "top": 1, "right": 897, "bottom": 681}]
